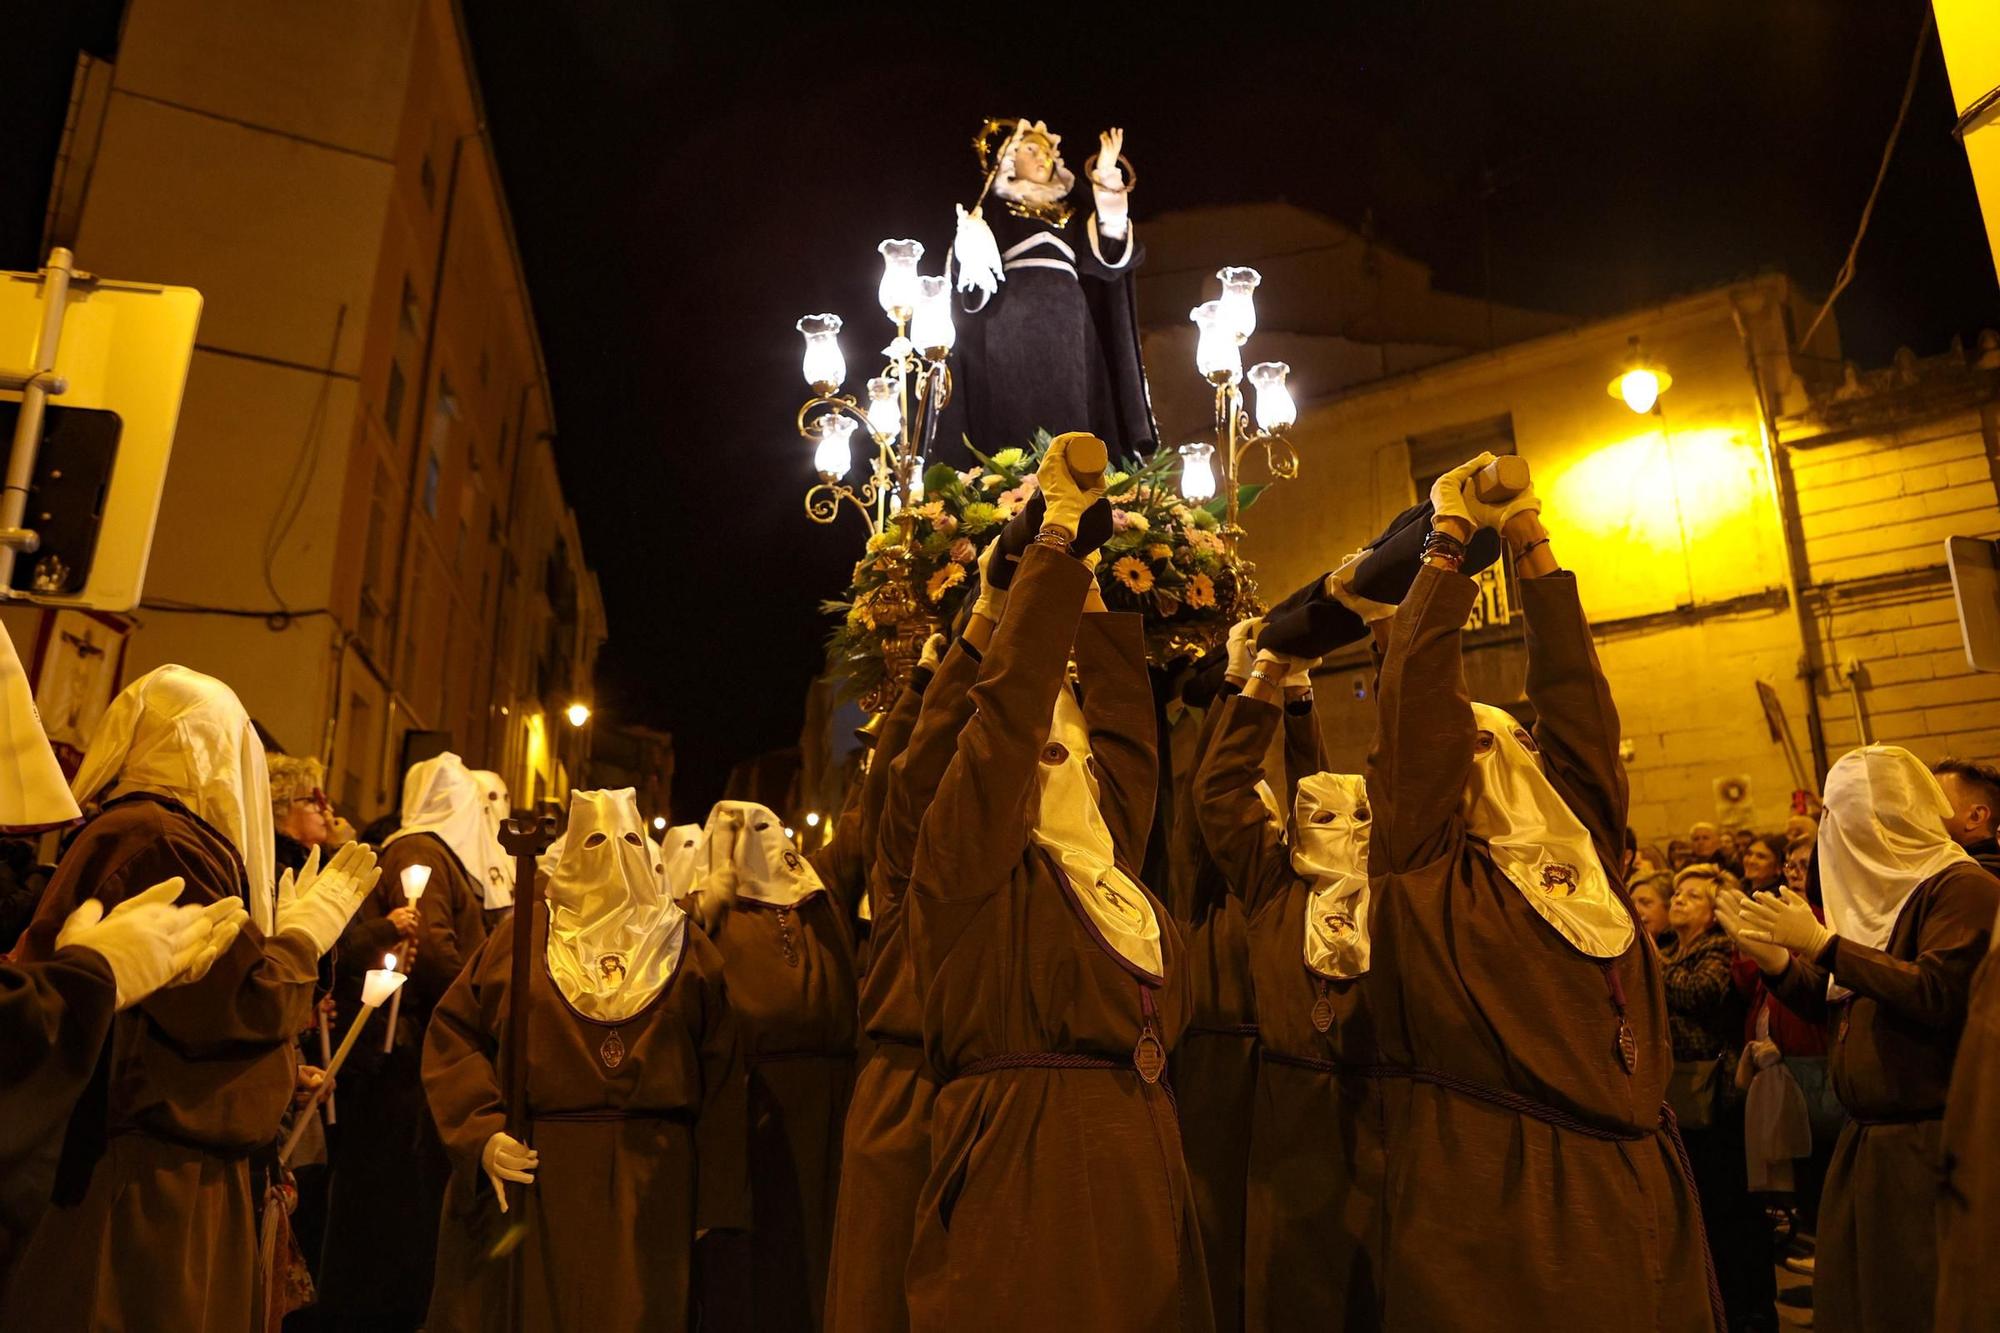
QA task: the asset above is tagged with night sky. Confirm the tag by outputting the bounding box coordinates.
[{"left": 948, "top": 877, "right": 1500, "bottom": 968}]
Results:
[{"left": 12, "top": 4, "right": 1992, "bottom": 817}]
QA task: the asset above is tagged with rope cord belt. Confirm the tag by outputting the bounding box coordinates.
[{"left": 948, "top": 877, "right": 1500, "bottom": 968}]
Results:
[
  {"left": 747, "top": 1049, "right": 855, "bottom": 1065},
  {"left": 1184, "top": 1023, "right": 1261, "bottom": 1039},
  {"left": 954, "top": 1051, "right": 1129, "bottom": 1078}
]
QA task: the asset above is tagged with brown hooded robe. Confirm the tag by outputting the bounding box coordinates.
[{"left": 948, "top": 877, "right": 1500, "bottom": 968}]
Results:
[
  {"left": 1937, "top": 902, "right": 2000, "bottom": 1328},
  {"left": 904, "top": 543, "right": 1210, "bottom": 1333}
]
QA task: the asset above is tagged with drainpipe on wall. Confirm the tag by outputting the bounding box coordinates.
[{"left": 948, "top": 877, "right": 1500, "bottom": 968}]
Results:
[{"left": 1731, "top": 297, "right": 1832, "bottom": 789}]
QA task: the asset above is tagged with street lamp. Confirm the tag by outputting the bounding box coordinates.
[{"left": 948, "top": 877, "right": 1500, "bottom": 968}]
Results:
[
  {"left": 1185, "top": 267, "right": 1300, "bottom": 543},
  {"left": 794, "top": 239, "right": 955, "bottom": 533},
  {"left": 1610, "top": 336, "right": 1672, "bottom": 415},
  {"left": 565, "top": 702, "right": 591, "bottom": 728}
]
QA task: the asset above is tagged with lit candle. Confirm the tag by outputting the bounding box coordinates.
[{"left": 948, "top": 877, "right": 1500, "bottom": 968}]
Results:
[
  {"left": 280, "top": 958, "right": 407, "bottom": 1164},
  {"left": 381, "top": 951, "right": 404, "bottom": 1054},
  {"left": 401, "top": 863, "right": 431, "bottom": 906}
]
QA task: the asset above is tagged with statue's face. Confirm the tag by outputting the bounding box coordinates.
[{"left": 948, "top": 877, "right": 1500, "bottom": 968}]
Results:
[{"left": 1011, "top": 138, "right": 1055, "bottom": 184}]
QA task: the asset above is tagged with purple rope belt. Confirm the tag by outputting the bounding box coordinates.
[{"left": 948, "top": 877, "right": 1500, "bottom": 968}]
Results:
[
  {"left": 1184, "top": 1023, "right": 1261, "bottom": 1040},
  {"left": 1258, "top": 1050, "right": 1726, "bottom": 1332}
]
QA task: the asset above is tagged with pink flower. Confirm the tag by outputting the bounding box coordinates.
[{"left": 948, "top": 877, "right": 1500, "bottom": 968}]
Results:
[
  {"left": 935, "top": 514, "right": 958, "bottom": 536},
  {"left": 949, "top": 536, "right": 976, "bottom": 564}
]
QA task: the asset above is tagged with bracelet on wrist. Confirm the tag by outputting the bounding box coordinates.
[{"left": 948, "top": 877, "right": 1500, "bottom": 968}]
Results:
[
  {"left": 1420, "top": 527, "right": 1467, "bottom": 571},
  {"left": 1513, "top": 536, "right": 1551, "bottom": 564},
  {"left": 1032, "top": 526, "right": 1074, "bottom": 553}
]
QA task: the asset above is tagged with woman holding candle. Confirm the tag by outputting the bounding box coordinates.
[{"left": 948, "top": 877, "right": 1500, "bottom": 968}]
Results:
[
  {"left": 423, "top": 787, "right": 746, "bottom": 1333},
  {"left": 3, "top": 665, "right": 378, "bottom": 1332},
  {"left": 687, "top": 797, "right": 859, "bottom": 1333}
]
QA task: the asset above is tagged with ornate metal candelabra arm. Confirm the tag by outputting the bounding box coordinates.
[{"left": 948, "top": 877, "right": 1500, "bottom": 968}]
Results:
[{"left": 804, "top": 474, "right": 881, "bottom": 526}]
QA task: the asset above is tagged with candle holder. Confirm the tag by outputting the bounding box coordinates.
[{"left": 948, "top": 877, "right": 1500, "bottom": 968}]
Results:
[
  {"left": 280, "top": 962, "right": 408, "bottom": 1164},
  {"left": 1184, "top": 269, "right": 1301, "bottom": 548}
]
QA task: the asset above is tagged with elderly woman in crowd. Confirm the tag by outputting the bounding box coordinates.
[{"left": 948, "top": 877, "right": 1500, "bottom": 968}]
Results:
[
  {"left": 1729, "top": 746, "right": 1999, "bottom": 1333},
  {"left": 1630, "top": 870, "right": 1674, "bottom": 945},
  {"left": 1739, "top": 834, "right": 1786, "bottom": 895}
]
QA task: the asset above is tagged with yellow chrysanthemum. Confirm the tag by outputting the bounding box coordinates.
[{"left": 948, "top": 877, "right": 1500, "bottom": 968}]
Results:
[
  {"left": 1111, "top": 556, "right": 1155, "bottom": 594},
  {"left": 1185, "top": 572, "right": 1216, "bottom": 609},
  {"left": 1147, "top": 544, "right": 1173, "bottom": 561},
  {"left": 926, "top": 562, "right": 967, "bottom": 601}
]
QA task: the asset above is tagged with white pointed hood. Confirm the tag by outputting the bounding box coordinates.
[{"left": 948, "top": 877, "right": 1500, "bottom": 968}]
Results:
[
  {"left": 71, "top": 665, "right": 274, "bottom": 932},
  {"left": 468, "top": 769, "right": 514, "bottom": 909},
  {"left": 693, "top": 801, "right": 822, "bottom": 906},
  {"left": 1463, "top": 702, "right": 1632, "bottom": 958},
  {"left": 388, "top": 752, "right": 506, "bottom": 890},
  {"left": 1030, "top": 684, "right": 1164, "bottom": 983},
  {"left": 1818, "top": 745, "right": 1972, "bottom": 998},
  {"left": 545, "top": 788, "right": 686, "bottom": 1022},
  {"left": 0, "top": 622, "right": 80, "bottom": 832},
  {"left": 1292, "top": 772, "right": 1373, "bottom": 980},
  {"left": 660, "top": 822, "right": 703, "bottom": 898}
]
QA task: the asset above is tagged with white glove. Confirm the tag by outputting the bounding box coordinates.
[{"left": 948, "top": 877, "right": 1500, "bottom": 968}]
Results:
[
  {"left": 276, "top": 842, "right": 382, "bottom": 957},
  {"left": 1428, "top": 452, "right": 1496, "bottom": 535},
  {"left": 1714, "top": 888, "right": 1790, "bottom": 975},
  {"left": 482, "top": 1131, "right": 539, "bottom": 1213},
  {"left": 1463, "top": 478, "right": 1544, "bottom": 533},
  {"left": 275, "top": 844, "right": 321, "bottom": 916},
  {"left": 953, "top": 204, "right": 1003, "bottom": 301},
  {"left": 970, "top": 541, "right": 1008, "bottom": 624},
  {"left": 1736, "top": 885, "right": 1835, "bottom": 963},
  {"left": 1225, "top": 617, "right": 1262, "bottom": 683},
  {"left": 1036, "top": 432, "right": 1108, "bottom": 538},
  {"left": 916, "top": 631, "right": 947, "bottom": 675},
  {"left": 55, "top": 878, "right": 230, "bottom": 1009},
  {"left": 1281, "top": 654, "right": 1316, "bottom": 692},
  {"left": 1324, "top": 550, "right": 1398, "bottom": 623}
]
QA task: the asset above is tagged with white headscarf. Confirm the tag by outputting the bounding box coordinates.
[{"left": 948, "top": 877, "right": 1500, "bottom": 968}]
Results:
[
  {"left": 1029, "top": 685, "right": 1164, "bottom": 982},
  {"left": 1463, "top": 701, "right": 1633, "bottom": 958},
  {"left": 1292, "top": 772, "right": 1373, "bottom": 980},
  {"left": 387, "top": 753, "right": 505, "bottom": 889},
  {"left": 468, "top": 769, "right": 514, "bottom": 909},
  {"left": 0, "top": 623, "right": 81, "bottom": 831},
  {"left": 71, "top": 665, "right": 274, "bottom": 931},
  {"left": 660, "top": 822, "right": 702, "bottom": 898},
  {"left": 545, "top": 788, "right": 686, "bottom": 1022},
  {"left": 1818, "top": 745, "right": 1971, "bottom": 997},
  {"left": 693, "top": 801, "right": 823, "bottom": 906}
]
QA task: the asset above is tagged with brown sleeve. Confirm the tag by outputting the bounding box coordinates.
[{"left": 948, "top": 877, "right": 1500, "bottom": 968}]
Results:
[
  {"left": 1282, "top": 691, "right": 1327, "bottom": 811},
  {"left": 861, "top": 675, "right": 929, "bottom": 865},
  {"left": 688, "top": 929, "right": 749, "bottom": 1233},
  {"left": 1073, "top": 611, "right": 1157, "bottom": 869},
  {"left": 420, "top": 924, "right": 506, "bottom": 1178},
  {"left": 1195, "top": 693, "right": 1297, "bottom": 918},
  {"left": 0, "top": 950, "right": 116, "bottom": 1212},
  {"left": 1938, "top": 928, "right": 2000, "bottom": 1324},
  {"left": 1766, "top": 956, "right": 1834, "bottom": 1024},
  {"left": 808, "top": 795, "right": 866, "bottom": 922},
  {"left": 911, "top": 543, "right": 1092, "bottom": 909},
  {"left": 1368, "top": 563, "right": 1479, "bottom": 873},
  {"left": 1824, "top": 866, "right": 1999, "bottom": 1027},
  {"left": 24, "top": 817, "right": 317, "bottom": 1050},
  {"left": 878, "top": 640, "right": 982, "bottom": 916},
  {"left": 385, "top": 838, "right": 481, "bottom": 1015},
  {"left": 1520, "top": 572, "right": 1629, "bottom": 852}
]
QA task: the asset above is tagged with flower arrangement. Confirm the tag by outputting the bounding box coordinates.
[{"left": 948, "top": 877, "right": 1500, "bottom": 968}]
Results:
[{"left": 823, "top": 432, "right": 1263, "bottom": 702}]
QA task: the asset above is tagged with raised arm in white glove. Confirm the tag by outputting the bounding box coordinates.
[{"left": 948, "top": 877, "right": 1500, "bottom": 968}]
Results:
[
  {"left": 1224, "top": 616, "right": 1263, "bottom": 685},
  {"left": 1091, "top": 128, "right": 1130, "bottom": 240},
  {"left": 1035, "top": 432, "right": 1109, "bottom": 540},
  {"left": 54, "top": 878, "right": 241, "bottom": 1009},
  {"left": 1427, "top": 452, "right": 1496, "bottom": 541},
  {"left": 482, "top": 1131, "right": 539, "bottom": 1213},
  {"left": 276, "top": 841, "right": 383, "bottom": 957},
  {"left": 970, "top": 540, "right": 1009, "bottom": 625},
  {"left": 1735, "top": 885, "right": 1835, "bottom": 965},
  {"left": 1461, "top": 474, "right": 1542, "bottom": 534}
]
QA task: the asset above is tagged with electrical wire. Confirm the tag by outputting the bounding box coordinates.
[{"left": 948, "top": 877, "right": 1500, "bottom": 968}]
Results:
[
  {"left": 1798, "top": 9, "right": 1934, "bottom": 351},
  {"left": 261, "top": 304, "right": 347, "bottom": 612}
]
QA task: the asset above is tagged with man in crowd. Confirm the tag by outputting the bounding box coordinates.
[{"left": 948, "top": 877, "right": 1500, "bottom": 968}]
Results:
[{"left": 1934, "top": 757, "right": 2000, "bottom": 873}]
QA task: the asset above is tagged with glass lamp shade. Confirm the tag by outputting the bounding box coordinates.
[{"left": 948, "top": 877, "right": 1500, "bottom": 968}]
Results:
[
  {"left": 1191, "top": 301, "right": 1242, "bottom": 385},
  {"left": 911, "top": 276, "right": 955, "bottom": 354},
  {"left": 796, "top": 314, "right": 845, "bottom": 392},
  {"left": 400, "top": 864, "right": 431, "bottom": 902},
  {"left": 905, "top": 462, "right": 925, "bottom": 502},
  {"left": 814, "top": 413, "right": 858, "bottom": 478},
  {"left": 866, "top": 377, "right": 900, "bottom": 441},
  {"left": 1248, "top": 361, "right": 1296, "bottom": 431},
  {"left": 1178, "top": 441, "right": 1218, "bottom": 502},
  {"left": 877, "top": 239, "right": 924, "bottom": 317},
  {"left": 1216, "top": 266, "right": 1262, "bottom": 342}
]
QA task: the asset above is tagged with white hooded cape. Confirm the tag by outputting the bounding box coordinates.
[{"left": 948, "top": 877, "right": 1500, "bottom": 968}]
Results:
[
  {"left": 1817, "top": 745, "right": 1971, "bottom": 999},
  {"left": 1029, "top": 685, "right": 1164, "bottom": 983},
  {"left": 1464, "top": 701, "right": 1632, "bottom": 959},
  {"left": 1291, "top": 771, "right": 1373, "bottom": 980},
  {"left": 70, "top": 665, "right": 275, "bottom": 932},
  {"left": 545, "top": 788, "right": 686, "bottom": 1023},
  {"left": 387, "top": 752, "right": 506, "bottom": 891},
  {"left": 692, "top": 801, "right": 823, "bottom": 906},
  {"left": 660, "top": 822, "right": 703, "bottom": 898},
  {"left": 0, "top": 622, "right": 80, "bottom": 831},
  {"left": 468, "top": 769, "right": 514, "bottom": 909}
]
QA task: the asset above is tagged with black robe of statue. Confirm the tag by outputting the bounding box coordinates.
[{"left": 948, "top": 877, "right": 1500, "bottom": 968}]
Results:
[{"left": 937, "top": 203, "right": 1155, "bottom": 464}]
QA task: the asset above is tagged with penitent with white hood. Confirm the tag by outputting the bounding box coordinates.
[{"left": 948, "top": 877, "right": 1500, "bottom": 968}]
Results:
[{"left": 419, "top": 787, "right": 747, "bottom": 1331}]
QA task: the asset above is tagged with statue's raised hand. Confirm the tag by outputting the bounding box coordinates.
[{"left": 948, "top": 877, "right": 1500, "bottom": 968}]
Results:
[{"left": 1096, "top": 128, "right": 1125, "bottom": 183}]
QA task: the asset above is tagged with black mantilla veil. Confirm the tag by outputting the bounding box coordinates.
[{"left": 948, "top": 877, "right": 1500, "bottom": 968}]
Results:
[{"left": 933, "top": 117, "right": 1158, "bottom": 467}]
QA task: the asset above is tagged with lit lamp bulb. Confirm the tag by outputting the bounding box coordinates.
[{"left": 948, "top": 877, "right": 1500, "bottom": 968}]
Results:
[
  {"left": 813, "top": 414, "right": 857, "bottom": 479},
  {"left": 905, "top": 464, "right": 925, "bottom": 503},
  {"left": 652, "top": 815, "right": 667, "bottom": 831},
  {"left": 1248, "top": 361, "right": 1296, "bottom": 432},
  {"left": 805, "top": 811, "right": 821, "bottom": 828},
  {"left": 566, "top": 702, "right": 591, "bottom": 728},
  {"left": 866, "top": 377, "right": 900, "bottom": 442},
  {"left": 796, "top": 314, "right": 845, "bottom": 394},
  {"left": 1178, "top": 442, "right": 1217, "bottom": 502},
  {"left": 1216, "top": 267, "right": 1262, "bottom": 342},
  {"left": 1191, "top": 301, "right": 1241, "bottom": 385},
  {"left": 911, "top": 276, "right": 955, "bottom": 356},
  {"left": 876, "top": 239, "right": 924, "bottom": 320},
  {"left": 784, "top": 826, "right": 797, "bottom": 841},
  {"left": 400, "top": 863, "right": 431, "bottom": 905},
  {"left": 1608, "top": 337, "right": 1671, "bottom": 415}
]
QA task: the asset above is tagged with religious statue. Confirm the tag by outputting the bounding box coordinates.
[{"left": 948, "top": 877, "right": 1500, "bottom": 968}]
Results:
[{"left": 940, "top": 118, "right": 1157, "bottom": 462}]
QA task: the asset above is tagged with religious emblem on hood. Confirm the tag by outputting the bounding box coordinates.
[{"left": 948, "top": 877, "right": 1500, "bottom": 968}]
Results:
[
  {"left": 1096, "top": 878, "right": 1147, "bottom": 928},
  {"left": 600, "top": 1028, "right": 626, "bottom": 1069},
  {"left": 598, "top": 953, "right": 627, "bottom": 983},
  {"left": 1314, "top": 908, "right": 1358, "bottom": 945},
  {"left": 1539, "top": 863, "right": 1580, "bottom": 897},
  {"left": 783, "top": 849, "right": 803, "bottom": 874}
]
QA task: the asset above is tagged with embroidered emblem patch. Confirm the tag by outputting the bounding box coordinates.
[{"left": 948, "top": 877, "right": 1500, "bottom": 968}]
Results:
[{"left": 1540, "top": 863, "right": 1580, "bottom": 897}]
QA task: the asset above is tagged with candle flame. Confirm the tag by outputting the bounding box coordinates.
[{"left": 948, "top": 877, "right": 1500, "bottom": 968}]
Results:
[{"left": 383, "top": 953, "right": 398, "bottom": 972}]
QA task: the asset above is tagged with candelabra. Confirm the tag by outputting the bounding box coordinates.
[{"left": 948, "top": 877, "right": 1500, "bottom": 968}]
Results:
[
  {"left": 1177, "top": 266, "right": 1300, "bottom": 546},
  {"left": 795, "top": 239, "right": 957, "bottom": 534}
]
